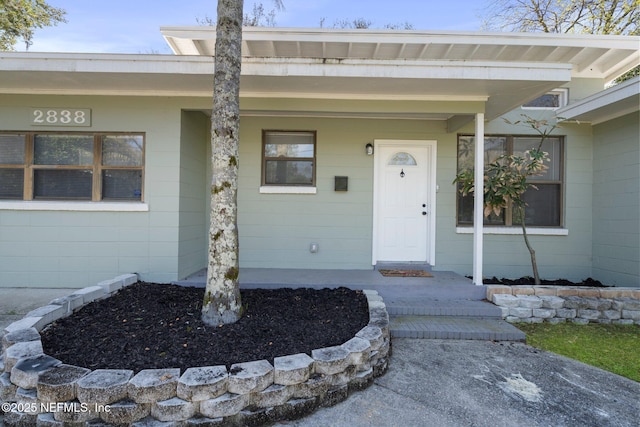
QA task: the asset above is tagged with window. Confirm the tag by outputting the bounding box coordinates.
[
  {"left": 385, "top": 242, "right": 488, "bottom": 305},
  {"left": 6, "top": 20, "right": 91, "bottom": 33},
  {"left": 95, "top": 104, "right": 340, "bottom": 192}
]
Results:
[
  {"left": 456, "top": 135, "right": 563, "bottom": 227},
  {"left": 523, "top": 88, "right": 568, "bottom": 109},
  {"left": 262, "top": 130, "right": 316, "bottom": 186},
  {"left": 0, "top": 132, "right": 144, "bottom": 201},
  {"left": 388, "top": 152, "right": 417, "bottom": 166}
]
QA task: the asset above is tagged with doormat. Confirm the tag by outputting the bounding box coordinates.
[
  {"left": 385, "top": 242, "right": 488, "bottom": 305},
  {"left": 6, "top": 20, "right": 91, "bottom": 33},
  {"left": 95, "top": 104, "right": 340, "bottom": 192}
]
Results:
[{"left": 378, "top": 269, "right": 433, "bottom": 278}]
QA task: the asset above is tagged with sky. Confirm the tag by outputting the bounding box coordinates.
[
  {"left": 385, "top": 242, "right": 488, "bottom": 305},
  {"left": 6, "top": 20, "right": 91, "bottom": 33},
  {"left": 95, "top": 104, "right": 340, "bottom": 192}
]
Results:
[{"left": 24, "top": 0, "right": 489, "bottom": 54}]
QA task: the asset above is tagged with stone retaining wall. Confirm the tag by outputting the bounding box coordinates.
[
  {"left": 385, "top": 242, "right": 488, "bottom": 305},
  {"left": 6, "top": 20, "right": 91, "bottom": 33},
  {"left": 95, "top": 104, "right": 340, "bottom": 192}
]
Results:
[
  {"left": 487, "top": 285, "right": 640, "bottom": 324},
  {"left": 1, "top": 276, "right": 390, "bottom": 426}
]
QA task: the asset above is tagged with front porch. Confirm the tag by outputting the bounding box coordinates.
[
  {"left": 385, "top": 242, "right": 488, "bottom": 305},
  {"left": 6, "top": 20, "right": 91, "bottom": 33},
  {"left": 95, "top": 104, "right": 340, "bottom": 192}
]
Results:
[
  {"left": 174, "top": 267, "right": 525, "bottom": 341},
  {"left": 175, "top": 265, "right": 483, "bottom": 297}
]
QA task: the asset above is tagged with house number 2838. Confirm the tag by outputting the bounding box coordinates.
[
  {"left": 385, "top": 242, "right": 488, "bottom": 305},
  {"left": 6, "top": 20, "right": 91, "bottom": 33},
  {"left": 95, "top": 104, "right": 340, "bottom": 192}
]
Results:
[{"left": 30, "top": 108, "right": 91, "bottom": 127}]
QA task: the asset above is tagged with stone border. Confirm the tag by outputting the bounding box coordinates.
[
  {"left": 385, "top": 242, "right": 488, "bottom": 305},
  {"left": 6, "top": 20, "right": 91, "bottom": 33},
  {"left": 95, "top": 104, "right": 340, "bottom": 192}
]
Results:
[
  {"left": 487, "top": 285, "right": 640, "bottom": 324},
  {"left": 1, "top": 275, "right": 390, "bottom": 426}
]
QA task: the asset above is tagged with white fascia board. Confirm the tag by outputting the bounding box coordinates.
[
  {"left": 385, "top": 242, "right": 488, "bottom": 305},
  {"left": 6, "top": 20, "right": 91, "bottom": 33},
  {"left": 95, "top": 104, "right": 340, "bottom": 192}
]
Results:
[
  {"left": 0, "top": 52, "right": 214, "bottom": 74},
  {"left": 242, "top": 58, "right": 572, "bottom": 81},
  {"left": 162, "top": 26, "right": 640, "bottom": 51},
  {"left": 1, "top": 52, "right": 568, "bottom": 81},
  {"left": 1, "top": 52, "right": 571, "bottom": 83}
]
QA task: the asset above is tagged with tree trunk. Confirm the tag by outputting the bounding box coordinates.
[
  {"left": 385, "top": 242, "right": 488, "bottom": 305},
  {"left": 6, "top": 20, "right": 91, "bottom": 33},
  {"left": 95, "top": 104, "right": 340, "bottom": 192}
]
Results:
[
  {"left": 202, "top": 0, "right": 245, "bottom": 326},
  {"left": 517, "top": 206, "right": 541, "bottom": 285}
]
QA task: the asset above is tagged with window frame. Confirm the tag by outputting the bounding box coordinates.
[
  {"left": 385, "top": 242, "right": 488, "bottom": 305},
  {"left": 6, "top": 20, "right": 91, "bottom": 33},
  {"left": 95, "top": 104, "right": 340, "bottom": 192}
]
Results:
[
  {"left": 522, "top": 88, "right": 569, "bottom": 110},
  {"left": 261, "top": 129, "right": 317, "bottom": 188},
  {"left": 456, "top": 134, "right": 565, "bottom": 228},
  {"left": 0, "top": 131, "right": 145, "bottom": 202}
]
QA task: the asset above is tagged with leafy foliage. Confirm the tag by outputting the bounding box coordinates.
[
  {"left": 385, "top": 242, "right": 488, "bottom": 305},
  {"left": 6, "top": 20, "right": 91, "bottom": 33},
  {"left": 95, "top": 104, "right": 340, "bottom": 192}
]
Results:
[
  {"left": 0, "top": 0, "right": 66, "bottom": 50},
  {"left": 457, "top": 146, "right": 549, "bottom": 218},
  {"left": 455, "top": 116, "right": 555, "bottom": 220}
]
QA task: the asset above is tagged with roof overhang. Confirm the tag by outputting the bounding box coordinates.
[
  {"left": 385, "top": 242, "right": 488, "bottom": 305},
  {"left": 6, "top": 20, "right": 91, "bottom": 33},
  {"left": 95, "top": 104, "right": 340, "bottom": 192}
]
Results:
[
  {"left": 0, "top": 51, "right": 570, "bottom": 122},
  {"left": 162, "top": 26, "right": 640, "bottom": 82},
  {"left": 557, "top": 76, "right": 640, "bottom": 125},
  {"left": 1, "top": 27, "right": 637, "bottom": 125}
]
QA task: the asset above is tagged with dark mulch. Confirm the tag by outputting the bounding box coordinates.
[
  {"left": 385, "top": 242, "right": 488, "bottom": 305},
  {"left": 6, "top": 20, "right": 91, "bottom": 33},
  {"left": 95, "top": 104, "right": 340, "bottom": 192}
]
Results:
[
  {"left": 40, "top": 282, "right": 369, "bottom": 373},
  {"left": 484, "top": 277, "right": 607, "bottom": 287}
]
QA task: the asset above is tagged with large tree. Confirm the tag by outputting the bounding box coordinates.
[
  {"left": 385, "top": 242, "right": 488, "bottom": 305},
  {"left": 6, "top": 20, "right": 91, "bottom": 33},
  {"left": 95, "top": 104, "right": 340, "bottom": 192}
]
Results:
[
  {"left": 483, "top": 0, "right": 639, "bottom": 34},
  {"left": 0, "top": 0, "right": 66, "bottom": 50},
  {"left": 202, "top": 0, "right": 282, "bottom": 326}
]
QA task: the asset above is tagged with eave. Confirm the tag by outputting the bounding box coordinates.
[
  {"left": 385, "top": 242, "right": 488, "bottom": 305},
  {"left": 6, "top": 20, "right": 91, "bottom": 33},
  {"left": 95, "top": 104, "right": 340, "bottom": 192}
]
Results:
[
  {"left": 0, "top": 52, "right": 570, "bottom": 123},
  {"left": 558, "top": 76, "right": 640, "bottom": 125}
]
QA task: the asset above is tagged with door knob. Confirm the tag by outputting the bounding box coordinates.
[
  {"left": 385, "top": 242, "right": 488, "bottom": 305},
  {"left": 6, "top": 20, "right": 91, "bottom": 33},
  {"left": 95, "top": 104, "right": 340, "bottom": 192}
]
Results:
[{"left": 422, "top": 211, "right": 427, "bottom": 216}]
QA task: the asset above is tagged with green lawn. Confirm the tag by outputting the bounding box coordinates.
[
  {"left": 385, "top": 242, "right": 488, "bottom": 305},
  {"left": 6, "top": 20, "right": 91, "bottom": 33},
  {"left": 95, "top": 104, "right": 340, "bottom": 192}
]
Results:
[{"left": 517, "top": 323, "right": 640, "bottom": 382}]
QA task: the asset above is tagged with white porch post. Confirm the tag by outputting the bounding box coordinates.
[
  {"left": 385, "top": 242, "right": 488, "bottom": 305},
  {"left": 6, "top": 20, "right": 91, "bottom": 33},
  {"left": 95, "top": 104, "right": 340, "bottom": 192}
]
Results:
[{"left": 473, "top": 113, "right": 485, "bottom": 285}]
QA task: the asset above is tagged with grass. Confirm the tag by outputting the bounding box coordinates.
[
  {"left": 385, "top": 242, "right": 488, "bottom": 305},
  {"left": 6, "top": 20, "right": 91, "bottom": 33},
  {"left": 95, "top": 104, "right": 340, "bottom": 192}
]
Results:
[{"left": 517, "top": 322, "right": 640, "bottom": 382}]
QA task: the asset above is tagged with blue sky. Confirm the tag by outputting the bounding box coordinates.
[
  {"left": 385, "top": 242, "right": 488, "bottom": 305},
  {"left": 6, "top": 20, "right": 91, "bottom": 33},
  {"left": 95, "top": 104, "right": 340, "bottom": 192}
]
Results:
[{"left": 25, "top": 0, "right": 488, "bottom": 53}]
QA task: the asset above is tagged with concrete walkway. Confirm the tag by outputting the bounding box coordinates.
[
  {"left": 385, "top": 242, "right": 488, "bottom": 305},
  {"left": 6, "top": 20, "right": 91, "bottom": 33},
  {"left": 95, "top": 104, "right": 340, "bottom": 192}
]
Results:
[
  {"left": 1, "top": 285, "right": 639, "bottom": 426},
  {"left": 177, "top": 268, "right": 526, "bottom": 341},
  {"left": 275, "top": 339, "right": 640, "bottom": 427}
]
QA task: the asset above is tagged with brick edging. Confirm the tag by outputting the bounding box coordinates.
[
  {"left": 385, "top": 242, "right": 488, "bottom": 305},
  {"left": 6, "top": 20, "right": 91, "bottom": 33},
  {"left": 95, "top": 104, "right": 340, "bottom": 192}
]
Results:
[
  {"left": 487, "top": 285, "right": 640, "bottom": 324},
  {"left": 1, "top": 276, "right": 390, "bottom": 426}
]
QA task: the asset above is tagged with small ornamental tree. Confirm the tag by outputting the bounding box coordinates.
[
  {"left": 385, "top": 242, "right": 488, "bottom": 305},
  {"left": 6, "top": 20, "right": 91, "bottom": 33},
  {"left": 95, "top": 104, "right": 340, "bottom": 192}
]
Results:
[{"left": 454, "top": 115, "right": 560, "bottom": 285}]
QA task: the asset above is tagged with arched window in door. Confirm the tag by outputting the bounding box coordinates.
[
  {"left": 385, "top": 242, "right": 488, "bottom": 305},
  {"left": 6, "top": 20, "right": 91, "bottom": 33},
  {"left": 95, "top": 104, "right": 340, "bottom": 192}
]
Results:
[{"left": 388, "top": 152, "right": 417, "bottom": 166}]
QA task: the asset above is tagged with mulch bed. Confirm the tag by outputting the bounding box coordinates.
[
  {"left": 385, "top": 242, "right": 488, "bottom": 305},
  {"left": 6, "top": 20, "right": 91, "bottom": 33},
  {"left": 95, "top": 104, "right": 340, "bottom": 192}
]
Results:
[{"left": 40, "top": 283, "right": 369, "bottom": 373}]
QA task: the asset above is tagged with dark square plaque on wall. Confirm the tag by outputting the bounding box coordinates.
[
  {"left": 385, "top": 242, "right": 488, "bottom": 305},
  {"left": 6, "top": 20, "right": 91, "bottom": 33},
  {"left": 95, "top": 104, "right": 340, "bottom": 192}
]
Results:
[{"left": 334, "top": 176, "right": 348, "bottom": 191}]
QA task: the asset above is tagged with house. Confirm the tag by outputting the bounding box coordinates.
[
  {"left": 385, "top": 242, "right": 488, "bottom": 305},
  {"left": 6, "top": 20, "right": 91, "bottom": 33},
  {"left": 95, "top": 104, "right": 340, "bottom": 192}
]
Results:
[{"left": 0, "top": 27, "right": 638, "bottom": 288}]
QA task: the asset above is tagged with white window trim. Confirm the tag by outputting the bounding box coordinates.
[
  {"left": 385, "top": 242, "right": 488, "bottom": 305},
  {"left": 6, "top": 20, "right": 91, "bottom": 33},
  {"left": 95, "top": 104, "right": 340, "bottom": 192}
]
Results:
[
  {"left": 259, "top": 186, "right": 317, "bottom": 194},
  {"left": 0, "top": 200, "right": 149, "bottom": 212},
  {"left": 456, "top": 226, "right": 568, "bottom": 236},
  {"left": 522, "top": 88, "right": 569, "bottom": 110}
]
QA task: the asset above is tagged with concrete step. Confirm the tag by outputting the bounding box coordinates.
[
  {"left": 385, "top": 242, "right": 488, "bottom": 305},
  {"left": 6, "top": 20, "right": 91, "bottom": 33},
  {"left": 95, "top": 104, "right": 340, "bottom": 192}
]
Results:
[
  {"left": 390, "top": 315, "right": 526, "bottom": 342},
  {"left": 385, "top": 299, "right": 501, "bottom": 318}
]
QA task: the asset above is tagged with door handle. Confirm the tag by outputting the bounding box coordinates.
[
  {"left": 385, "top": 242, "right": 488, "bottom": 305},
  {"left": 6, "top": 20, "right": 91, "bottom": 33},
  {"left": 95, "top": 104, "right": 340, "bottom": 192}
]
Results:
[{"left": 422, "top": 211, "right": 427, "bottom": 215}]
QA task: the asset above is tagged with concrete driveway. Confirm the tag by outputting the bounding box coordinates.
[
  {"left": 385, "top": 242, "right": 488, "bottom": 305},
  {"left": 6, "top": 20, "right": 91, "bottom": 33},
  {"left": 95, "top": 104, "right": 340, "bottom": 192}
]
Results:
[{"left": 276, "top": 339, "right": 640, "bottom": 427}]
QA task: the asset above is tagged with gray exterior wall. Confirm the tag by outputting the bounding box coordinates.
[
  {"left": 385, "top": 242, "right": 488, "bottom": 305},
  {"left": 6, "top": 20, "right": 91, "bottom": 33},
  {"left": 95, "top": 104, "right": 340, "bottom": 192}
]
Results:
[
  {"left": 237, "top": 110, "right": 597, "bottom": 282},
  {"left": 0, "top": 93, "right": 631, "bottom": 287},
  {"left": 236, "top": 115, "right": 448, "bottom": 269},
  {"left": 178, "top": 111, "right": 209, "bottom": 279},
  {"left": 591, "top": 112, "right": 640, "bottom": 286},
  {"left": 0, "top": 95, "right": 192, "bottom": 287}
]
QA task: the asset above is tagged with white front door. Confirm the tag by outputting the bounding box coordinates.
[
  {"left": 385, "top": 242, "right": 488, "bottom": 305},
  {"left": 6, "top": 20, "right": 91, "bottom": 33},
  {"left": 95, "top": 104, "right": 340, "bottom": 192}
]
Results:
[{"left": 373, "top": 140, "right": 436, "bottom": 264}]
